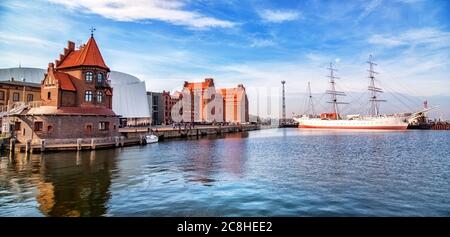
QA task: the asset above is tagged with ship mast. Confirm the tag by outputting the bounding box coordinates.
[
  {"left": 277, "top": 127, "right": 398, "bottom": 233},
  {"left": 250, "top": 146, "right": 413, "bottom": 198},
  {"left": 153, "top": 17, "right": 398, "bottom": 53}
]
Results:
[
  {"left": 367, "top": 55, "right": 386, "bottom": 116},
  {"left": 326, "top": 62, "right": 347, "bottom": 119},
  {"left": 307, "top": 81, "right": 315, "bottom": 116}
]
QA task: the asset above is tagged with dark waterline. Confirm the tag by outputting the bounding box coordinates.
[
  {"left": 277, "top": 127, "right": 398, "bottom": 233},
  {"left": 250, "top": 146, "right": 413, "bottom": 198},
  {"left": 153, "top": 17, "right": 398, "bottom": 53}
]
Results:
[{"left": 0, "top": 128, "right": 449, "bottom": 216}]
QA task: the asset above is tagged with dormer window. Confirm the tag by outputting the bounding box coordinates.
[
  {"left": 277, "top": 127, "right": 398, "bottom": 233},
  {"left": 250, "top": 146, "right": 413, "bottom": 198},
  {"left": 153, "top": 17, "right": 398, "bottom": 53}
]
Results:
[{"left": 85, "top": 72, "right": 93, "bottom": 82}]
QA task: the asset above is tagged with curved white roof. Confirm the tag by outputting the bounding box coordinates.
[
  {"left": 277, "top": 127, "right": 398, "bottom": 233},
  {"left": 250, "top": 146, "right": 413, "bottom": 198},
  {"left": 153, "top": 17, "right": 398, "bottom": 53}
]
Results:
[
  {"left": 0, "top": 67, "right": 45, "bottom": 83},
  {"left": 0, "top": 67, "right": 150, "bottom": 118}
]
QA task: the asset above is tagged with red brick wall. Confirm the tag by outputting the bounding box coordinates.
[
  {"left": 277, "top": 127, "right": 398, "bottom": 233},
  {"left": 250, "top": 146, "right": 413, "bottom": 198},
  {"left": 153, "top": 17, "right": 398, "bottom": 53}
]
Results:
[
  {"left": 58, "top": 68, "right": 111, "bottom": 109},
  {"left": 12, "top": 115, "right": 120, "bottom": 143},
  {"left": 41, "top": 86, "right": 60, "bottom": 107},
  {"left": 60, "top": 91, "right": 76, "bottom": 107}
]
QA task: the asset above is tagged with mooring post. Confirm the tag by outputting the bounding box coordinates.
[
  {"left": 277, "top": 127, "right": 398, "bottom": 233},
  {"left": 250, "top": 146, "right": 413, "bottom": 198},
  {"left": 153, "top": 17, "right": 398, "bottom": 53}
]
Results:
[
  {"left": 9, "top": 138, "right": 15, "bottom": 157},
  {"left": 91, "top": 138, "right": 96, "bottom": 150},
  {"left": 115, "top": 136, "right": 119, "bottom": 147},
  {"left": 120, "top": 136, "right": 125, "bottom": 147},
  {"left": 40, "top": 139, "right": 46, "bottom": 152},
  {"left": 77, "top": 138, "right": 82, "bottom": 151},
  {"left": 25, "top": 139, "right": 31, "bottom": 153},
  {"left": 140, "top": 134, "right": 143, "bottom": 145}
]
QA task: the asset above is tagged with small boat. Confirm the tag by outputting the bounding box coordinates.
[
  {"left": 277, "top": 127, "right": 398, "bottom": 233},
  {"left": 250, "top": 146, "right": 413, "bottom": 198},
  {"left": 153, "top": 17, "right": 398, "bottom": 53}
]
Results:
[{"left": 145, "top": 134, "right": 159, "bottom": 144}]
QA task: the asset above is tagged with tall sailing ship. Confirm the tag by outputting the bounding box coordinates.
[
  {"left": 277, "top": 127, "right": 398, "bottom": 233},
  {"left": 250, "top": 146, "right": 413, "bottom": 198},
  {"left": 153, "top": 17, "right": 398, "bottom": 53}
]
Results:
[{"left": 294, "top": 55, "right": 421, "bottom": 130}]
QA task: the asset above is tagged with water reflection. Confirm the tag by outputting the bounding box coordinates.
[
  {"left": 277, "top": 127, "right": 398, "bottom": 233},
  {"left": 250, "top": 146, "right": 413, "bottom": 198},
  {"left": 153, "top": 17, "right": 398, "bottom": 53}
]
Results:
[
  {"left": 1, "top": 129, "right": 449, "bottom": 216},
  {"left": 181, "top": 132, "right": 250, "bottom": 185},
  {"left": 0, "top": 149, "right": 118, "bottom": 217}
]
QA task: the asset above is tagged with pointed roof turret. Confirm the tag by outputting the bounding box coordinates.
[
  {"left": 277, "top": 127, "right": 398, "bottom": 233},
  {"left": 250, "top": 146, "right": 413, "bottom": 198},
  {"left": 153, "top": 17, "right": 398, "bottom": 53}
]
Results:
[{"left": 56, "top": 35, "right": 110, "bottom": 71}]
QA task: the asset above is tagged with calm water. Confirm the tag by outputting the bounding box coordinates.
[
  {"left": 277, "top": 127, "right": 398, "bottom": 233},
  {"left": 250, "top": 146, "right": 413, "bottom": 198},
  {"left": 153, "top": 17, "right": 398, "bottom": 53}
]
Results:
[{"left": 0, "top": 128, "right": 449, "bottom": 217}]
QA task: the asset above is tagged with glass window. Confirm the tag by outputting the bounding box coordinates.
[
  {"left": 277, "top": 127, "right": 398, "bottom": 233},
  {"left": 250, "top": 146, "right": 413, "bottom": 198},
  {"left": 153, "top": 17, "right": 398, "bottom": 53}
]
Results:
[
  {"left": 27, "top": 94, "right": 33, "bottom": 102},
  {"left": 85, "top": 90, "right": 93, "bottom": 102},
  {"left": 85, "top": 72, "right": 93, "bottom": 82},
  {"left": 97, "top": 91, "right": 103, "bottom": 103},
  {"left": 0, "top": 91, "right": 4, "bottom": 100},
  {"left": 97, "top": 73, "right": 103, "bottom": 83},
  {"left": 34, "top": 122, "right": 43, "bottom": 132},
  {"left": 13, "top": 92, "right": 20, "bottom": 101},
  {"left": 99, "top": 121, "right": 109, "bottom": 131}
]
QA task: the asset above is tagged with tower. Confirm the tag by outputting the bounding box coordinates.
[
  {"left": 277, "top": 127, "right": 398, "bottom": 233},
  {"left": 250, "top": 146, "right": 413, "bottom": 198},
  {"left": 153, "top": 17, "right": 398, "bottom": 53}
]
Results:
[{"left": 281, "top": 80, "right": 286, "bottom": 124}]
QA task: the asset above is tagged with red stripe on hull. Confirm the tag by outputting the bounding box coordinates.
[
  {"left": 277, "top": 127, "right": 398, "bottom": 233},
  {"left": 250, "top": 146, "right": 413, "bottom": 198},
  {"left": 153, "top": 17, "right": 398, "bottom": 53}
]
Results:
[{"left": 299, "top": 125, "right": 407, "bottom": 130}]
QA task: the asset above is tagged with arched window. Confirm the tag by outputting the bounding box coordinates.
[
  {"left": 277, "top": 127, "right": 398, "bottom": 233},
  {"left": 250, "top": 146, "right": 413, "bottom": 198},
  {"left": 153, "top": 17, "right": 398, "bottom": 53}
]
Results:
[
  {"left": 85, "top": 72, "right": 93, "bottom": 82},
  {"left": 85, "top": 90, "right": 93, "bottom": 102},
  {"left": 97, "top": 91, "right": 103, "bottom": 103},
  {"left": 97, "top": 73, "right": 103, "bottom": 83}
]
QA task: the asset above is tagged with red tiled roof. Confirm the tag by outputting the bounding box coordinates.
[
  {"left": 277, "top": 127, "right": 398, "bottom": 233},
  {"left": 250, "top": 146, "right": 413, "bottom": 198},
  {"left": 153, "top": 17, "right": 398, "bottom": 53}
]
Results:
[
  {"left": 57, "top": 36, "right": 110, "bottom": 71},
  {"left": 52, "top": 71, "right": 76, "bottom": 91}
]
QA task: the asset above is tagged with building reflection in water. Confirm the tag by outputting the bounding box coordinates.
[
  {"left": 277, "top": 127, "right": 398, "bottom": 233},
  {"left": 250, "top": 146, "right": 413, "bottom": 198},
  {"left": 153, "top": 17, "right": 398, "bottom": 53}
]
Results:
[
  {"left": 182, "top": 132, "right": 249, "bottom": 185},
  {"left": 0, "top": 149, "right": 119, "bottom": 217}
]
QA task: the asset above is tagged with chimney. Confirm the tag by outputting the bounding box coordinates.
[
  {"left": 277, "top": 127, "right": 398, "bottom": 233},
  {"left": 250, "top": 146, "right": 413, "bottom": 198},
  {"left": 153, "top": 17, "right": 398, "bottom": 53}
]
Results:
[
  {"left": 48, "top": 63, "right": 54, "bottom": 72},
  {"left": 205, "top": 78, "right": 214, "bottom": 86},
  {"left": 67, "top": 41, "right": 75, "bottom": 51}
]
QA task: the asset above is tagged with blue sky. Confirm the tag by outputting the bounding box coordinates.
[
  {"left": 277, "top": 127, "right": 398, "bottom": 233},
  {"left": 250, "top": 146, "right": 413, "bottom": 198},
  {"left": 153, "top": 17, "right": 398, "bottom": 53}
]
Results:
[{"left": 0, "top": 0, "right": 449, "bottom": 117}]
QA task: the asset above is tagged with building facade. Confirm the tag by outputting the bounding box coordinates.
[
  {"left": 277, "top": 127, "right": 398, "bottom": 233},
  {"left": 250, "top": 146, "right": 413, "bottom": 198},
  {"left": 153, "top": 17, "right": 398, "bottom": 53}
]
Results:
[
  {"left": 0, "top": 79, "right": 41, "bottom": 108},
  {"left": 162, "top": 91, "right": 182, "bottom": 125},
  {"left": 182, "top": 78, "right": 217, "bottom": 123},
  {"left": 147, "top": 91, "right": 164, "bottom": 125},
  {"left": 180, "top": 78, "right": 249, "bottom": 124},
  {"left": 4, "top": 35, "right": 120, "bottom": 143},
  {"left": 217, "top": 84, "right": 249, "bottom": 123},
  {"left": 0, "top": 68, "right": 151, "bottom": 128}
]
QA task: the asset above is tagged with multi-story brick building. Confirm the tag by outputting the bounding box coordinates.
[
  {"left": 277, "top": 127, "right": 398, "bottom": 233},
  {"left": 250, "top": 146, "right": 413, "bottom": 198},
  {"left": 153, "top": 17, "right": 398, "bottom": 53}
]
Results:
[
  {"left": 217, "top": 84, "right": 249, "bottom": 123},
  {"left": 182, "top": 78, "right": 217, "bottom": 123},
  {"left": 180, "top": 78, "right": 249, "bottom": 124},
  {"left": 4, "top": 34, "right": 119, "bottom": 143},
  {"left": 162, "top": 91, "right": 182, "bottom": 125}
]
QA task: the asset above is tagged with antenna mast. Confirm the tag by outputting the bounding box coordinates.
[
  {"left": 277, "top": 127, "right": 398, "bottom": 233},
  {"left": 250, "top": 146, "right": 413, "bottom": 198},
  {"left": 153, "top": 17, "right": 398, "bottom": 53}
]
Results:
[
  {"left": 367, "top": 55, "right": 386, "bottom": 116},
  {"left": 307, "top": 81, "right": 315, "bottom": 116},
  {"left": 325, "top": 62, "right": 347, "bottom": 119}
]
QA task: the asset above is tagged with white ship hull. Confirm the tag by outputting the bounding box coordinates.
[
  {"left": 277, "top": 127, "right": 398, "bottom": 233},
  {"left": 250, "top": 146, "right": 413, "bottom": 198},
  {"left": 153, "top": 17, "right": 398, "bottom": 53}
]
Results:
[{"left": 294, "top": 116, "right": 408, "bottom": 130}]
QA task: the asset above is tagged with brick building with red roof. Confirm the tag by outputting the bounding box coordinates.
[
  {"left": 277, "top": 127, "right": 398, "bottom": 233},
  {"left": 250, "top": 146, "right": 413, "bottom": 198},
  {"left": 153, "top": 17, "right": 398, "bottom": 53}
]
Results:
[{"left": 6, "top": 34, "right": 120, "bottom": 144}]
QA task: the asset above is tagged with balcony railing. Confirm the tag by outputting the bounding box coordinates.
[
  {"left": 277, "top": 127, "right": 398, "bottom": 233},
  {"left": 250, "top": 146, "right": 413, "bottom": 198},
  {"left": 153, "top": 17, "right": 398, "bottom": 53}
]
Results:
[{"left": 96, "top": 79, "right": 111, "bottom": 88}]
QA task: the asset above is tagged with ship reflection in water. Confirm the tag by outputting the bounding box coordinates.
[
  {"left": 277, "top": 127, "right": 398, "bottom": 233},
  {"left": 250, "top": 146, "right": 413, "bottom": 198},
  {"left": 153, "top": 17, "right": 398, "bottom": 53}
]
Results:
[{"left": 0, "top": 129, "right": 449, "bottom": 216}]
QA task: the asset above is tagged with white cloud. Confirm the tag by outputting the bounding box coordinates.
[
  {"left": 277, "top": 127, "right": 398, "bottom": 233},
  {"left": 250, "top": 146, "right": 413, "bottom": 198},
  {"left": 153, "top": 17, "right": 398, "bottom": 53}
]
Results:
[
  {"left": 357, "top": 0, "right": 382, "bottom": 22},
  {"left": 258, "top": 9, "right": 301, "bottom": 23},
  {"left": 250, "top": 38, "right": 275, "bottom": 47},
  {"left": 369, "top": 28, "right": 450, "bottom": 48},
  {"left": 0, "top": 33, "right": 59, "bottom": 48},
  {"left": 47, "top": 0, "right": 235, "bottom": 29}
]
